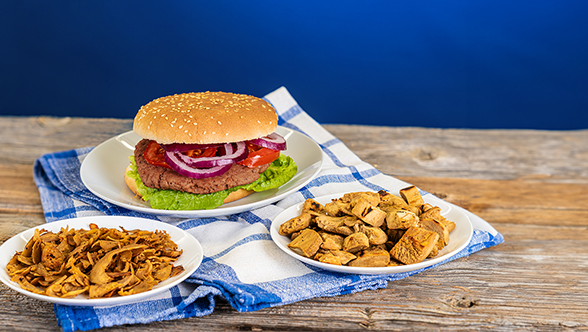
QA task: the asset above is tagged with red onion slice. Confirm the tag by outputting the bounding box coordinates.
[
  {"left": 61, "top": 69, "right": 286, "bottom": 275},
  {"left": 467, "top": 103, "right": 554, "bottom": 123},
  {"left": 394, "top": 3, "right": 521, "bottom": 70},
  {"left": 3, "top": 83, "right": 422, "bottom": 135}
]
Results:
[
  {"left": 161, "top": 142, "right": 222, "bottom": 152},
  {"left": 165, "top": 142, "right": 247, "bottom": 169},
  {"left": 165, "top": 155, "right": 232, "bottom": 179},
  {"left": 249, "top": 132, "right": 287, "bottom": 151},
  {"left": 163, "top": 141, "right": 249, "bottom": 178},
  {"left": 164, "top": 151, "right": 233, "bottom": 178}
]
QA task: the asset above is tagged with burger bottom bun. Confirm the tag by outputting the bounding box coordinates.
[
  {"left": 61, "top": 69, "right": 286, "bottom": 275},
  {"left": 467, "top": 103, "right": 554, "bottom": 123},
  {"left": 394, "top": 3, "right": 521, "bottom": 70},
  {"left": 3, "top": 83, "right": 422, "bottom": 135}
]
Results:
[{"left": 124, "top": 165, "right": 254, "bottom": 206}]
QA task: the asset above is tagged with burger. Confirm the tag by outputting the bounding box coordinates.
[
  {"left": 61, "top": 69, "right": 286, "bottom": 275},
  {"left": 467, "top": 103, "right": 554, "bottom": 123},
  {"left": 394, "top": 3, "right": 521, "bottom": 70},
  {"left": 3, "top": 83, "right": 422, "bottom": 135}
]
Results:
[{"left": 124, "top": 91, "right": 298, "bottom": 210}]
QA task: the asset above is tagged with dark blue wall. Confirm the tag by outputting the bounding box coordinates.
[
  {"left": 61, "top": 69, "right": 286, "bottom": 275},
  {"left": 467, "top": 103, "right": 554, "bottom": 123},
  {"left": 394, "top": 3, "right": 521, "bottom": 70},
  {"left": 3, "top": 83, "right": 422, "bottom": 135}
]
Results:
[{"left": 2, "top": 1, "right": 587, "bottom": 129}]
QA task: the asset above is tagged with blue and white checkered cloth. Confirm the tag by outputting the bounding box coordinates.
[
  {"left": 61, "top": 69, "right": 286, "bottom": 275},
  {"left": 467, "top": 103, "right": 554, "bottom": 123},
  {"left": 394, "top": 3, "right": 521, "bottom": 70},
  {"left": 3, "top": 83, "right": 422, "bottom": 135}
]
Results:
[{"left": 33, "top": 86, "right": 504, "bottom": 331}]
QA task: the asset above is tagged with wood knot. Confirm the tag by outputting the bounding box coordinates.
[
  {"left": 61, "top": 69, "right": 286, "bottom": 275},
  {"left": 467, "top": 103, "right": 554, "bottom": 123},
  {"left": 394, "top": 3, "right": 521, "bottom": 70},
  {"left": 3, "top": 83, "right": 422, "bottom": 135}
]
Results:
[
  {"left": 37, "top": 116, "right": 72, "bottom": 127},
  {"left": 413, "top": 148, "right": 440, "bottom": 162},
  {"left": 453, "top": 295, "right": 479, "bottom": 308}
]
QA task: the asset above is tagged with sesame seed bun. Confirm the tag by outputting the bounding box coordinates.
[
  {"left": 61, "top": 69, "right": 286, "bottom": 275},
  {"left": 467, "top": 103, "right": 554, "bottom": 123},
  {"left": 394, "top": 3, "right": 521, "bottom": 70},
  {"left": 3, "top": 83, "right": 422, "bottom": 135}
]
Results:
[
  {"left": 124, "top": 165, "right": 255, "bottom": 204},
  {"left": 133, "top": 91, "right": 278, "bottom": 144}
]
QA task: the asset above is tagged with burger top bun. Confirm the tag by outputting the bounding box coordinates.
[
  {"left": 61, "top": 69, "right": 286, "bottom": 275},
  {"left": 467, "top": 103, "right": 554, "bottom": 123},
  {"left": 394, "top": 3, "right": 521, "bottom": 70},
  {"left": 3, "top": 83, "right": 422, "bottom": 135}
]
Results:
[{"left": 133, "top": 91, "right": 278, "bottom": 145}]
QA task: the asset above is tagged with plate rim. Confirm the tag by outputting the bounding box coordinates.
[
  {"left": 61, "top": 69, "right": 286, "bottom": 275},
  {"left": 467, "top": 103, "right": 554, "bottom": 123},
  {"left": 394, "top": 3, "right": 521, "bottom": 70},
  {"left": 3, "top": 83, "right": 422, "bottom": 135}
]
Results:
[
  {"left": 80, "top": 126, "right": 323, "bottom": 217},
  {"left": 270, "top": 192, "right": 473, "bottom": 275},
  {"left": 0, "top": 216, "right": 203, "bottom": 306}
]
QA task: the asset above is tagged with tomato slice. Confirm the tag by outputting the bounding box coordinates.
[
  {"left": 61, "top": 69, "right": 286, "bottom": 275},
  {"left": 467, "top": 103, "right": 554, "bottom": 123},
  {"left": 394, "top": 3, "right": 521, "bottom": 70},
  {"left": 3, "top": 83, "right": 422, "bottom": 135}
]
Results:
[
  {"left": 237, "top": 143, "right": 280, "bottom": 168},
  {"left": 143, "top": 140, "right": 217, "bottom": 169},
  {"left": 144, "top": 141, "right": 172, "bottom": 169}
]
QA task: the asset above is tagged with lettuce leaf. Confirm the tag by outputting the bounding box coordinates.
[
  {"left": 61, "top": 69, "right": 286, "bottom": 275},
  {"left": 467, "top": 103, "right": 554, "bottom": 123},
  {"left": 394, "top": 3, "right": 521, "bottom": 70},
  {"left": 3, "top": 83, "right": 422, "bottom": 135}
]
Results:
[{"left": 126, "top": 154, "right": 297, "bottom": 210}]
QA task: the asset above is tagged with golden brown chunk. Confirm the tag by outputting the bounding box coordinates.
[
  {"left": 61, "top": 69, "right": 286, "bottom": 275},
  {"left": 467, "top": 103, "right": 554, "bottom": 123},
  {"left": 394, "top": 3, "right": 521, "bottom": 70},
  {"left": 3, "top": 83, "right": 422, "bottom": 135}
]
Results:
[
  {"left": 361, "top": 226, "right": 388, "bottom": 245},
  {"left": 419, "top": 218, "right": 449, "bottom": 249},
  {"left": 420, "top": 206, "right": 456, "bottom": 232},
  {"left": 319, "top": 232, "right": 344, "bottom": 250},
  {"left": 315, "top": 252, "right": 343, "bottom": 265},
  {"left": 421, "top": 203, "right": 434, "bottom": 213},
  {"left": 316, "top": 250, "right": 357, "bottom": 265},
  {"left": 288, "top": 229, "right": 323, "bottom": 258},
  {"left": 315, "top": 214, "right": 355, "bottom": 236},
  {"left": 419, "top": 205, "right": 441, "bottom": 220},
  {"left": 348, "top": 248, "right": 390, "bottom": 267},
  {"left": 386, "top": 209, "right": 419, "bottom": 230},
  {"left": 390, "top": 226, "right": 439, "bottom": 265},
  {"left": 342, "top": 232, "right": 370, "bottom": 253},
  {"left": 351, "top": 198, "right": 386, "bottom": 227},
  {"left": 278, "top": 212, "right": 312, "bottom": 236},
  {"left": 399, "top": 186, "right": 425, "bottom": 208},
  {"left": 378, "top": 191, "right": 410, "bottom": 210},
  {"left": 342, "top": 192, "right": 381, "bottom": 207},
  {"left": 302, "top": 199, "right": 323, "bottom": 214},
  {"left": 324, "top": 199, "right": 351, "bottom": 216}
]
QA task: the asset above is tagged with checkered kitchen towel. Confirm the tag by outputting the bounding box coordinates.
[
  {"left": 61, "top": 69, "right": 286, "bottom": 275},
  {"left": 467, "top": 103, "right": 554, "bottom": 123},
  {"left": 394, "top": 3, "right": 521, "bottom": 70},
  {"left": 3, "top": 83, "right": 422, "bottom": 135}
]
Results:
[{"left": 33, "top": 86, "right": 504, "bottom": 331}]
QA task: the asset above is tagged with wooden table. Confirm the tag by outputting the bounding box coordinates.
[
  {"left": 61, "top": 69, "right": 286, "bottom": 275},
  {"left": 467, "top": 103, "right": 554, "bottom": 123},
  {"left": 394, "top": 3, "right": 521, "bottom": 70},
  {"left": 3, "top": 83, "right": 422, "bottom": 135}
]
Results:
[{"left": 1, "top": 116, "right": 587, "bottom": 331}]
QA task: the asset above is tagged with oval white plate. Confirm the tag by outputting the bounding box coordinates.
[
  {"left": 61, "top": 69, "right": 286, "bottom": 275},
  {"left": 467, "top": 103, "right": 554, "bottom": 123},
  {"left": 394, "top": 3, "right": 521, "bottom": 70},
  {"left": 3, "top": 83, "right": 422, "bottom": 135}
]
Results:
[
  {"left": 80, "top": 126, "right": 323, "bottom": 217},
  {"left": 270, "top": 193, "right": 473, "bottom": 274},
  {"left": 0, "top": 216, "right": 203, "bottom": 306}
]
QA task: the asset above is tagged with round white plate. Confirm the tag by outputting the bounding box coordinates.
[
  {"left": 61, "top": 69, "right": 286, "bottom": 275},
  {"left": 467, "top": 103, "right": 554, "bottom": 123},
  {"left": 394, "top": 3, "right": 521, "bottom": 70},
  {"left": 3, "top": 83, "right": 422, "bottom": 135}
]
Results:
[
  {"left": 270, "top": 193, "right": 473, "bottom": 275},
  {"left": 0, "top": 216, "right": 203, "bottom": 306},
  {"left": 80, "top": 126, "right": 323, "bottom": 217}
]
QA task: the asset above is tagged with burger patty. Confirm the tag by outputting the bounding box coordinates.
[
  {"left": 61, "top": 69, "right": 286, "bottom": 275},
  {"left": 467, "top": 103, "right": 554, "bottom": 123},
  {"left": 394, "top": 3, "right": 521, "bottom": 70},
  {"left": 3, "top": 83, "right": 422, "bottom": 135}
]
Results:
[{"left": 134, "top": 139, "right": 270, "bottom": 195}]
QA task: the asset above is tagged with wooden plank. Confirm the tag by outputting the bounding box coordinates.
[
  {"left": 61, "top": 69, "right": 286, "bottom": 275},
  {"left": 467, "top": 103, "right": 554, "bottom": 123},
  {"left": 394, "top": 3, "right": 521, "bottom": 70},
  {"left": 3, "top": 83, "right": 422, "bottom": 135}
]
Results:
[
  {"left": 399, "top": 176, "right": 588, "bottom": 227},
  {"left": 0, "top": 116, "right": 132, "bottom": 165},
  {"left": 0, "top": 165, "right": 42, "bottom": 211},
  {"left": 323, "top": 124, "right": 588, "bottom": 182}
]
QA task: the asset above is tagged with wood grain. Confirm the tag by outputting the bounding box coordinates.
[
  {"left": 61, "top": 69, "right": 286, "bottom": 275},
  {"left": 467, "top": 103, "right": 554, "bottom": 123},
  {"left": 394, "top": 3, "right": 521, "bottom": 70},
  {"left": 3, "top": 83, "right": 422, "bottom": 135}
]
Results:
[
  {"left": 323, "top": 124, "right": 588, "bottom": 182},
  {"left": 1, "top": 116, "right": 587, "bottom": 331}
]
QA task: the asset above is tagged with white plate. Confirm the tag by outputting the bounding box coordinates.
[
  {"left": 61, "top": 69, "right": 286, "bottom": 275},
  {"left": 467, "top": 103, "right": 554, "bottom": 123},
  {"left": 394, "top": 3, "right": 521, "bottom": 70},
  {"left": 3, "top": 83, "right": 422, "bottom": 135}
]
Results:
[
  {"left": 80, "top": 127, "right": 323, "bottom": 217},
  {"left": 270, "top": 193, "right": 473, "bottom": 275},
  {"left": 0, "top": 216, "right": 203, "bottom": 306}
]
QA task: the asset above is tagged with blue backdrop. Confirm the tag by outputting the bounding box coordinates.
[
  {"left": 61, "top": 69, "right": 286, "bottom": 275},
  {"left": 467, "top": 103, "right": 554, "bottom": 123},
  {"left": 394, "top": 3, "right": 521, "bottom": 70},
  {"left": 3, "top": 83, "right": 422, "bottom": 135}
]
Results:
[{"left": 2, "top": 1, "right": 587, "bottom": 129}]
